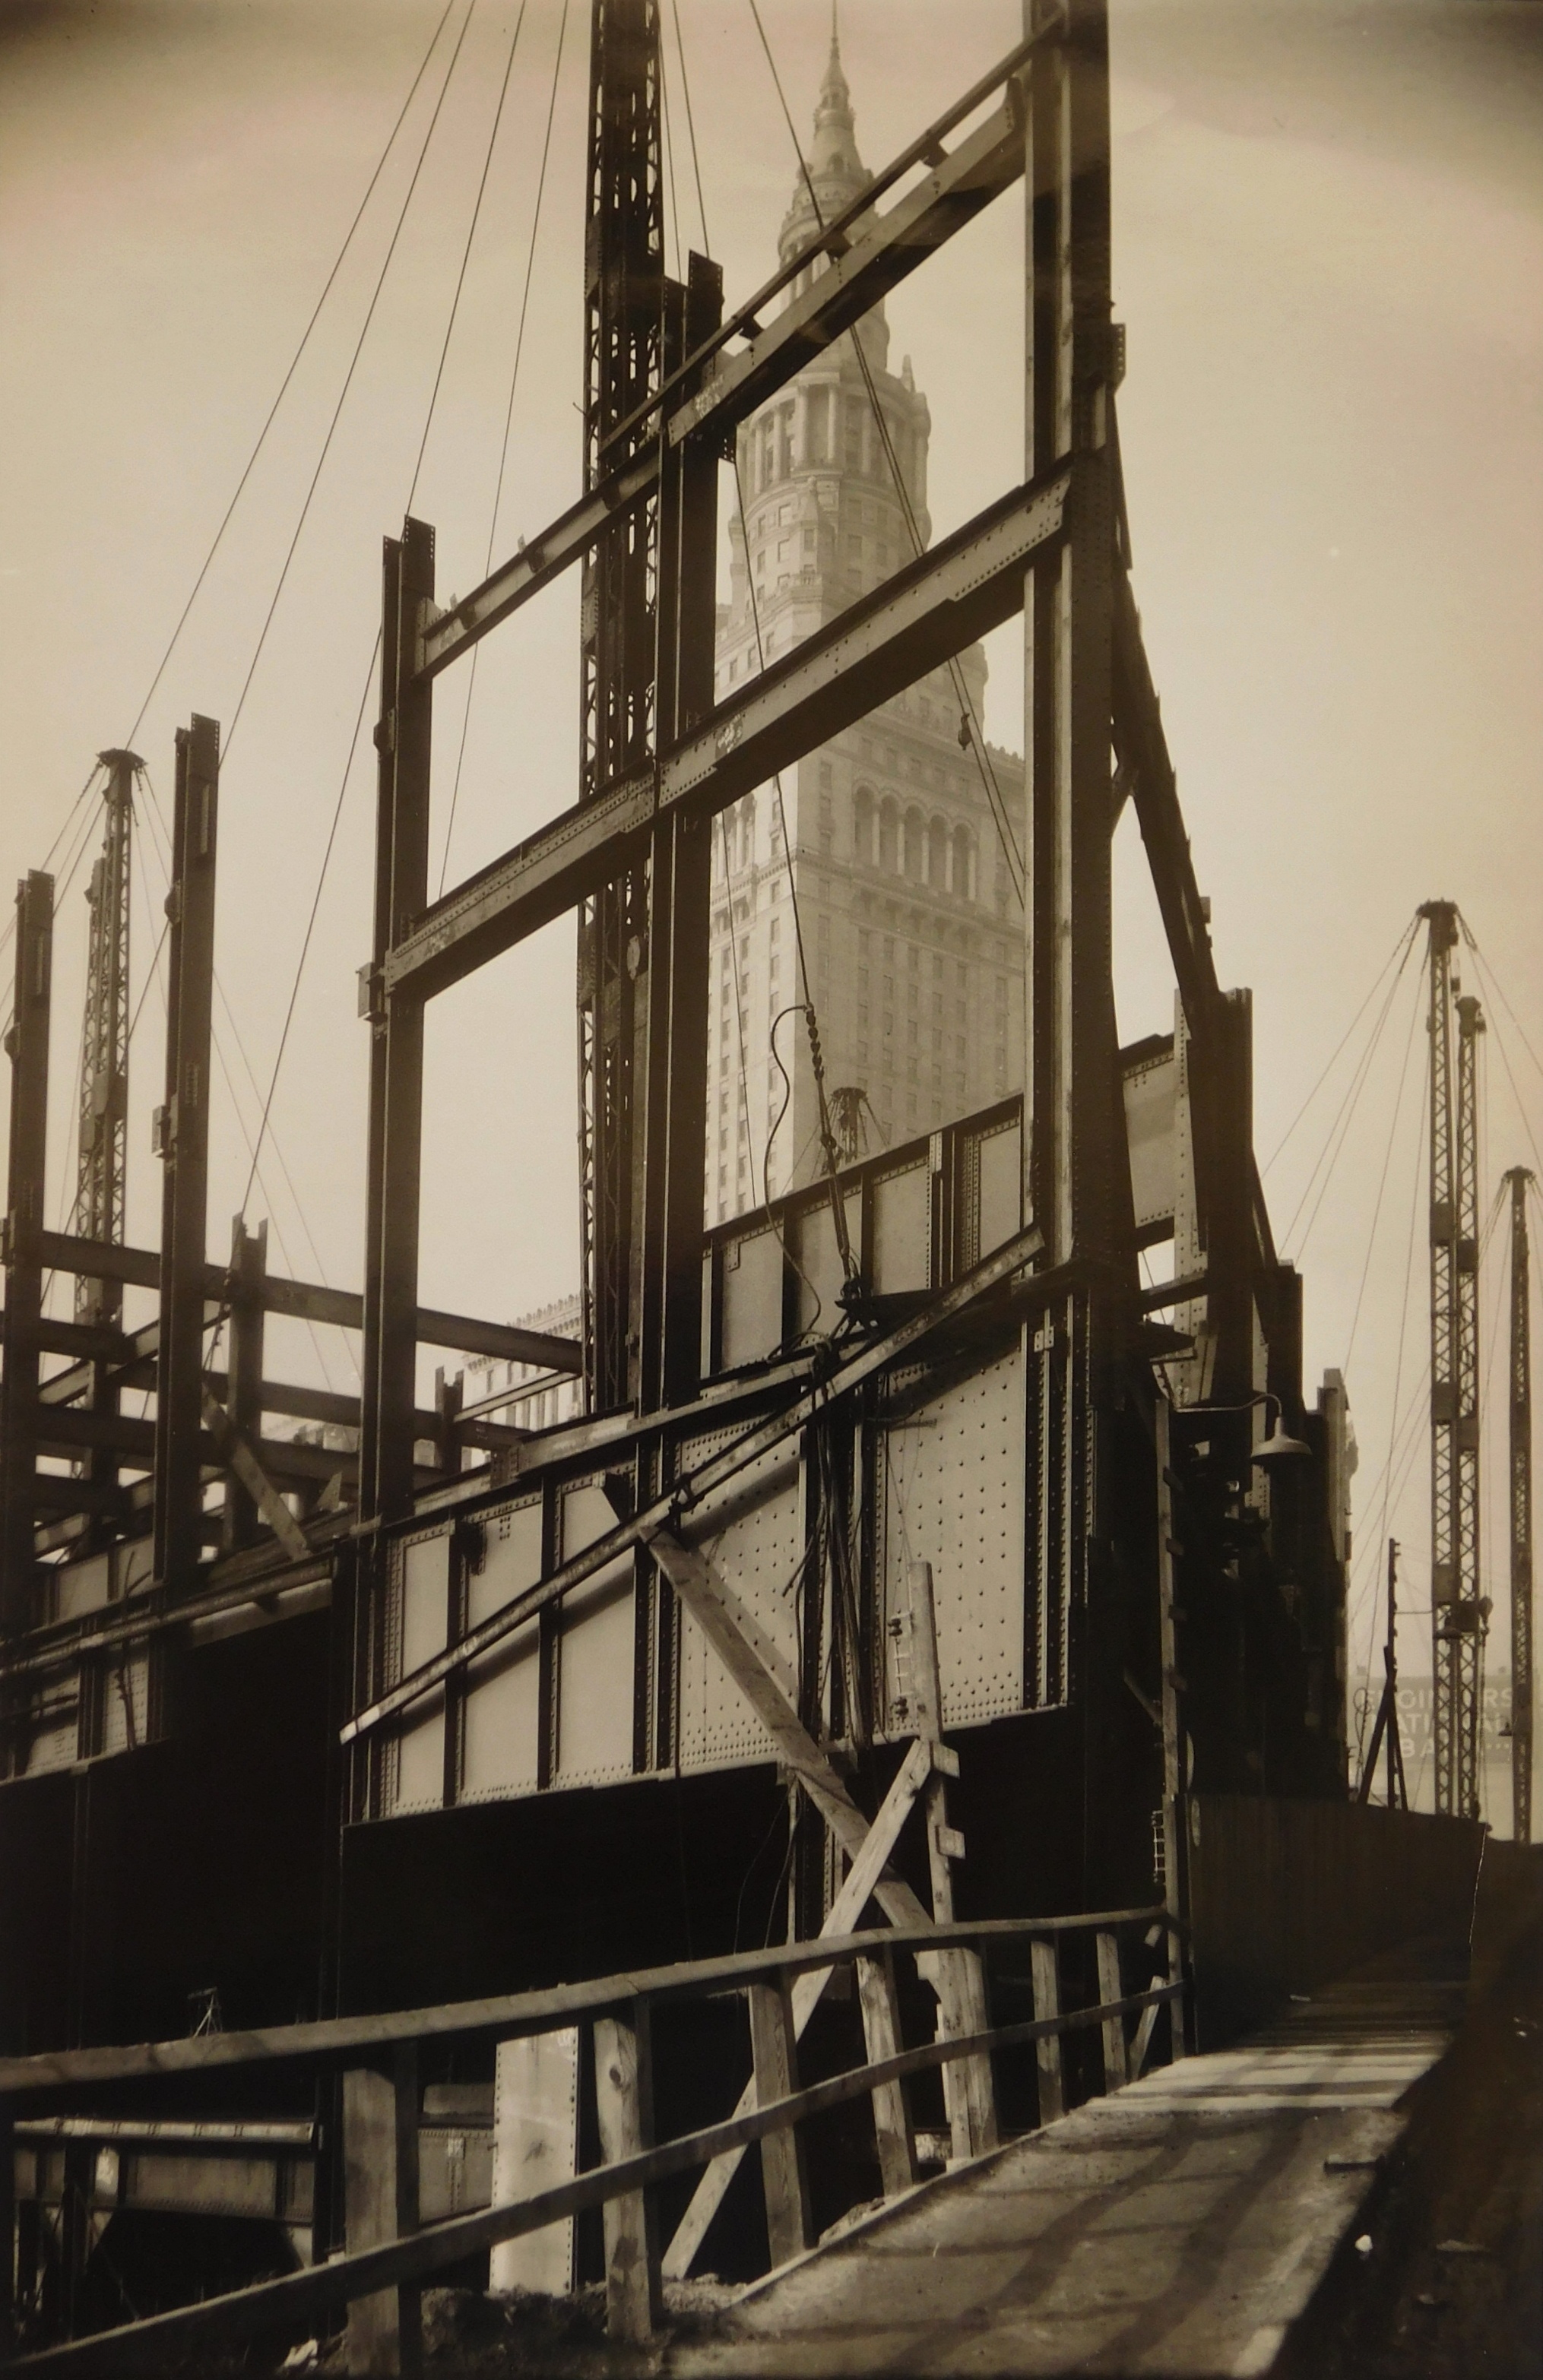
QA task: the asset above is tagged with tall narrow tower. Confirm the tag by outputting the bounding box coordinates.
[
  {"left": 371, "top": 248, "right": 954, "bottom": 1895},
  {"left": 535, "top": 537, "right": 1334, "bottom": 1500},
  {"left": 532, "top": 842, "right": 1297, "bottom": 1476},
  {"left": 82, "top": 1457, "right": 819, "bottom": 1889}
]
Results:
[
  {"left": 1421, "top": 900, "right": 1487, "bottom": 1818},
  {"left": 705, "top": 32, "right": 1025, "bottom": 1225},
  {"left": 75, "top": 750, "right": 137, "bottom": 1325},
  {"left": 1506, "top": 1166, "right": 1534, "bottom": 1843}
]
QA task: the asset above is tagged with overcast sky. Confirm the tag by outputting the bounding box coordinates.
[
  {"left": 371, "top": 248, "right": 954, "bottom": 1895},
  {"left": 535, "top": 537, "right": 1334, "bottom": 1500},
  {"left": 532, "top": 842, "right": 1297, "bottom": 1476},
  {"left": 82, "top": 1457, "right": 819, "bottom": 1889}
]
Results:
[{"left": 2, "top": 0, "right": 1541, "bottom": 1770}]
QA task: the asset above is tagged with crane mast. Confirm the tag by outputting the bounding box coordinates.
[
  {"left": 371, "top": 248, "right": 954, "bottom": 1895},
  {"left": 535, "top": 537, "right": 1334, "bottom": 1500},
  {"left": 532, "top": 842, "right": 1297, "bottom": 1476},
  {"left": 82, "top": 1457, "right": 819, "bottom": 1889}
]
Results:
[
  {"left": 1421, "top": 901, "right": 1486, "bottom": 1818},
  {"left": 1507, "top": 1166, "right": 1535, "bottom": 1842},
  {"left": 74, "top": 751, "right": 137, "bottom": 1326}
]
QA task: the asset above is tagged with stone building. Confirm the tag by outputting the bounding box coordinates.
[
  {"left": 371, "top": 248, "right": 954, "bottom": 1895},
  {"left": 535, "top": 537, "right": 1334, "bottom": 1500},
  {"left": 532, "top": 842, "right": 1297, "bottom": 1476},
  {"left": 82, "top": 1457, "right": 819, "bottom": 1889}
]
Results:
[{"left": 705, "top": 31, "right": 1026, "bottom": 1226}]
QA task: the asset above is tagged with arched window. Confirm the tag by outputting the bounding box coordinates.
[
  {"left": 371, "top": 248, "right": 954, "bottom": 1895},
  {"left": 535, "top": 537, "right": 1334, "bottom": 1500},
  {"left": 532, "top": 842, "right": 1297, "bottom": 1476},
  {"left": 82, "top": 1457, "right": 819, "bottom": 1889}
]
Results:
[
  {"left": 927, "top": 815, "right": 949, "bottom": 889},
  {"left": 952, "top": 824, "right": 974, "bottom": 902},
  {"left": 854, "top": 783, "right": 875, "bottom": 866},
  {"left": 878, "top": 797, "right": 899, "bottom": 874},
  {"left": 902, "top": 805, "right": 925, "bottom": 883}
]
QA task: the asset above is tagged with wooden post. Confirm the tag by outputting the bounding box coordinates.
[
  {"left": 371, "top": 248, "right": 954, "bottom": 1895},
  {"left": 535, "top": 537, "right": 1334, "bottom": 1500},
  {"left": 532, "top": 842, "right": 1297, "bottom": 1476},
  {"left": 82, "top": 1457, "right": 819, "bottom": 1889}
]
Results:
[
  {"left": 341, "top": 2048, "right": 420, "bottom": 2376},
  {"left": 1155, "top": 1397, "right": 1189, "bottom": 2059},
  {"left": 0, "top": 2094, "right": 14, "bottom": 2341},
  {"left": 1, "top": 870, "right": 51, "bottom": 1638},
  {"left": 855, "top": 1947, "right": 917, "bottom": 2198},
  {"left": 908, "top": 1562, "right": 997, "bottom": 2159},
  {"left": 490, "top": 2029, "right": 580, "bottom": 2295},
  {"left": 747, "top": 1976, "right": 811, "bottom": 2269},
  {"left": 592, "top": 2002, "right": 661, "bottom": 2341},
  {"left": 1030, "top": 1934, "right": 1064, "bottom": 2123},
  {"left": 1095, "top": 1929, "right": 1127, "bottom": 2093},
  {"left": 222, "top": 1214, "right": 267, "bottom": 1552}
]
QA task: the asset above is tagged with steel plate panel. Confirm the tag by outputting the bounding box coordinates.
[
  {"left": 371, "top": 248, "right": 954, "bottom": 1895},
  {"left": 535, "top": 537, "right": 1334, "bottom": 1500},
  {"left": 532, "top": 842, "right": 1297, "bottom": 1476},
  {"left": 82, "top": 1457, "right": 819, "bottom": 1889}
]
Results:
[
  {"left": 554, "top": 1483, "right": 635, "bottom": 1786},
  {"left": 872, "top": 1159, "right": 930, "bottom": 1293},
  {"left": 881, "top": 1347, "right": 1025, "bottom": 1727},
  {"left": 394, "top": 1530, "right": 449, "bottom": 1812},
  {"left": 674, "top": 1434, "right": 803, "bottom": 1771},
  {"left": 461, "top": 1496, "right": 543, "bottom": 1801}
]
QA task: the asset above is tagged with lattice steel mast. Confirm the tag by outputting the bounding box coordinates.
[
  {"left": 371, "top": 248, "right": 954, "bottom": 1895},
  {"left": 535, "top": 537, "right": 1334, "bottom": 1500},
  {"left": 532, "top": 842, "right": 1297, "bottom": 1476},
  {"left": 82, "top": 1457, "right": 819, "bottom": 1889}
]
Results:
[
  {"left": 577, "top": 0, "right": 664, "bottom": 1412},
  {"left": 1506, "top": 1166, "right": 1534, "bottom": 1842},
  {"left": 1421, "top": 900, "right": 1486, "bottom": 1817},
  {"left": 74, "top": 752, "right": 137, "bottom": 1325}
]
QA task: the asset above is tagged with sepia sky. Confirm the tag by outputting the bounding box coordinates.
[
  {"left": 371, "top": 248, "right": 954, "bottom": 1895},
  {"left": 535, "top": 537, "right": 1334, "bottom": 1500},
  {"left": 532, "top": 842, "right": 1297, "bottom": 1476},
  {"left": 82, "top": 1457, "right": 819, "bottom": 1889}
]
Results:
[{"left": 2, "top": 0, "right": 1541, "bottom": 1761}]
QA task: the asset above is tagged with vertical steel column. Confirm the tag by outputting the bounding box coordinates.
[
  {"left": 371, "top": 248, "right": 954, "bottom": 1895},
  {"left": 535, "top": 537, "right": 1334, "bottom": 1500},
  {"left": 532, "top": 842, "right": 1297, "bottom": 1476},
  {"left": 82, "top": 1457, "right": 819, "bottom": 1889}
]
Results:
[
  {"left": 635, "top": 252, "right": 721, "bottom": 1416},
  {"left": 360, "top": 518, "right": 436, "bottom": 1527},
  {"left": 1421, "top": 900, "right": 1461, "bottom": 1812},
  {"left": 1450, "top": 992, "right": 1486, "bottom": 1818},
  {"left": 1022, "top": 0, "right": 1118, "bottom": 1271},
  {"left": 222, "top": 1214, "right": 268, "bottom": 1552},
  {"left": 75, "top": 753, "right": 136, "bottom": 1322},
  {"left": 74, "top": 752, "right": 138, "bottom": 1525},
  {"left": 1020, "top": 0, "right": 1121, "bottom": 1798},
  {"left": 578, "top": 0, "right": 664, "bottom": 1414},
  {"left": 1506, "top": 1166, "right": 1534, "bottom": 1844},
  {"left": 1, "top": 872, "right": 53, "bottom": 1637},
  {"left": 152, "top": 717, "right": 218, "bottom": 1592}
]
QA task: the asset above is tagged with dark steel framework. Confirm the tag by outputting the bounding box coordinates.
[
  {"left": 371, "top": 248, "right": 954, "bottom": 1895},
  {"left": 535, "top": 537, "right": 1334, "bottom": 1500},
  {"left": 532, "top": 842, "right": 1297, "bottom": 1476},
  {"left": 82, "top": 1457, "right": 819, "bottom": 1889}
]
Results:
[
  {"left": 1506, "top": 1166, "right": 1533, "bottom": 1844},
  {"left": 1420, "top": 902, "right": 1487, "bottom": 1818}
]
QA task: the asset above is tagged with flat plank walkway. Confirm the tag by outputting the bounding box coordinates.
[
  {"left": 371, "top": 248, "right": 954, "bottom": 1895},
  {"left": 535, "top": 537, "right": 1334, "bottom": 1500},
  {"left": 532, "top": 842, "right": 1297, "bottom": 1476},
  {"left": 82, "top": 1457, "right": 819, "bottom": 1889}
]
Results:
[{"left": 667, "top": 1957, "right": 1462, "bottom": 2379}]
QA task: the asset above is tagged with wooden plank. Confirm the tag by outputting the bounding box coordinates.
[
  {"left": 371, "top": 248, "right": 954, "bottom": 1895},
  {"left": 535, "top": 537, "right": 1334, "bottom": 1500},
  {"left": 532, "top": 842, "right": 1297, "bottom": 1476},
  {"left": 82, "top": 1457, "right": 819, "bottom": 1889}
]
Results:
[
  {"left": 0, "top": 1907, "right": 1169, "bottom": 2098},
  {"left": 341, "top": 2052, "right": 421, "bottom": 2377},
  {"left": 1096, "top": 1931, "right": 1128, "bottom": 2092},
  {"left": 201, "top": 1390, "right": 309, "bottom": 1563},
  {"left": 747, "top": 1978, "right": 811, "bottom": 2268},
  {"left": 593, "top": 2008, "right": 661, "bottom": 2341},
  {"left": 907, "top": 1561, "right": 997, "bottom": 2160},
  {"left": 856, "top": 1948, "right": 917, "bottom": 2198},
  {"left": 489, "top": 2030, "right": 578, "bottom": 2296},
  {"left": 1031, "top": 1936, "right": 1066, "bottom": 2124},
  {"left": 661, "top": 1733, "right": 936, "bottom": 2279},
  {"left": 9, "top": 1985, "right": 1180, "bottom": 2378}
]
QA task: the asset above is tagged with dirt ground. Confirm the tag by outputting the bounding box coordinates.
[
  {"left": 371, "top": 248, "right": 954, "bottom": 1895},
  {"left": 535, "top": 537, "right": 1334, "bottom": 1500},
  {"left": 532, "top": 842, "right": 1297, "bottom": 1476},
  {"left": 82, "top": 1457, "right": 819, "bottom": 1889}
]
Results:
[{"left": 1288, "top": 1848, "right": 1543, "bottom": 2380}]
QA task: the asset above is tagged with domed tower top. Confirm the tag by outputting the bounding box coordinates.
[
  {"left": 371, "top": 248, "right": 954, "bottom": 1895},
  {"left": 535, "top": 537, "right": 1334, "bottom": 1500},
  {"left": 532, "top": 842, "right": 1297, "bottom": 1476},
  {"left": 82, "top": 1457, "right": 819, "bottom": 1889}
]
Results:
[{"left": 778, "top": 14, "right": 871, "bottom": 270}]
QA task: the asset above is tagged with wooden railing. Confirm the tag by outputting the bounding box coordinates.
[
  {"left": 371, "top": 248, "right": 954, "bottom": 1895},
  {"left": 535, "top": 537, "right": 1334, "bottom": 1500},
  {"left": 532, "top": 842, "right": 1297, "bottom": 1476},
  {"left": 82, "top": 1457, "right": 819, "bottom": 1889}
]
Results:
[{"left": 5, "top": 1906, "right": 1184, "bottom": 2375}]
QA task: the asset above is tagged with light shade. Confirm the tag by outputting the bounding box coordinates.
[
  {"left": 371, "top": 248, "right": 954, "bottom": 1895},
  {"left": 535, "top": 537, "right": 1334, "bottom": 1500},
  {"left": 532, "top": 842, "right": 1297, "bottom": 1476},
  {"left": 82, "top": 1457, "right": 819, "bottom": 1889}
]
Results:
[{"left": 1252, "top": 1413, "right": 1312, "bottom": 1466}]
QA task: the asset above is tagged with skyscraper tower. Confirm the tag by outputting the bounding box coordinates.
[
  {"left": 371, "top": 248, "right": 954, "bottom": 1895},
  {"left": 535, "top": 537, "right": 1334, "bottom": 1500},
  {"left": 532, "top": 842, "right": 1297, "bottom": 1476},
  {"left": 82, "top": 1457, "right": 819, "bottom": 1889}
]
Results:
[{"left": 705, "top": 33, "right": 1026, "bottom": 1224}]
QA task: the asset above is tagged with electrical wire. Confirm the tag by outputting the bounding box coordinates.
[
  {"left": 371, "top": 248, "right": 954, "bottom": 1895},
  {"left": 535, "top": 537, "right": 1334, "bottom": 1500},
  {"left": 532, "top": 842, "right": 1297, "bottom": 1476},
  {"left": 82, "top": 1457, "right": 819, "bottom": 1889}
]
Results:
[
  {"left": 1280, "top": 928, "right": 1418, "bottom": 1258},
  {"left": 670, "top": 0, "right": 711, "bottom": 253},
  {"left": 121, "top": 0, "right": 460, "bottom": 756},
  {"left": 231, "top": 0, "right": 556, "bottom": 1273},
  {"left": 1341, "top": 963, "right": 1426, "bottom": 1375},
  {"left": 221, "top": 0, "right": 481, "bottom": 758},
  {"left": 231, "top": 638, "right": 380, "bottom": 1252},
  {"left": 1261, "top": 916, "right": 1419, "bottom": 1176},
  {"left": 436, "top": 0, "right": 570, "bottom": 899},
  {"left": 744, "top": 0, "right": 1026, "bottom": 906},
  {"left": 404, "top": 0, "right": 530, "bottom": 514}
]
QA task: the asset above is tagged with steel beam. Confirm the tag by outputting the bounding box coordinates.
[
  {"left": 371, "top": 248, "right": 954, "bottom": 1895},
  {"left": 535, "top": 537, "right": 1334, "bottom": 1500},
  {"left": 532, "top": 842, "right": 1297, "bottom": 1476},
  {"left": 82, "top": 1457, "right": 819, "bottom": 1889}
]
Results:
[
  {"left": 413, "top": 71, "right": 1035, "bottom": 685},
  {"left": 664, "top": 99, "right": 1028, "bottom": 454},
  {"left": 388, "top": 469, "right": 1072, "bottom": 1005},
  {"left": 363, "top": 518, "right": 436, "bottom": 1526},
  {"left": 152, "top": 716, "right": 220, "bottom": 1590},
  {"left": 635, "top": 252, "right": 721, "bottom": 1415},
  {"left": 1, "top": 871, "right": 54, "bottom": 1635},
  {"left": 33, "top": 1230, "right": 581, "bottom": 1372}
]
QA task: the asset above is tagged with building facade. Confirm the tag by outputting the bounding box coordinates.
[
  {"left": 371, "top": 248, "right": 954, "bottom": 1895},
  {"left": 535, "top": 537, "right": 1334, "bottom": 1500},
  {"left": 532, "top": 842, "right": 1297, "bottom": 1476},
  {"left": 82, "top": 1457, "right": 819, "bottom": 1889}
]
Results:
[{"left": 705, "top": 34, "right": 1026, "bottom": 1224}]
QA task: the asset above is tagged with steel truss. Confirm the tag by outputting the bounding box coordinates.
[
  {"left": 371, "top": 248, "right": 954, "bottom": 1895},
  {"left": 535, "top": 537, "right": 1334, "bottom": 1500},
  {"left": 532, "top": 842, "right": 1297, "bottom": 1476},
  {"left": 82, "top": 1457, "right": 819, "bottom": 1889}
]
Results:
[
  {"left": 1506, "top": 1166, "right": 1534, "bottom": 1841},
  {"left": 1421, "top": 901, "right": 1487, "bottom": 1817}
]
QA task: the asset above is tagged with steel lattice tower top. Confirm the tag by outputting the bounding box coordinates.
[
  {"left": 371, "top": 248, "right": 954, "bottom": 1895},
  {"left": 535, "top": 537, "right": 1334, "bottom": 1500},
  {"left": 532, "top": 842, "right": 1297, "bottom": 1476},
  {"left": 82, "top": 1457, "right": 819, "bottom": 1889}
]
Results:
[{"left": 74, "top": 750, "right": 137, "bottom": 1328}]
